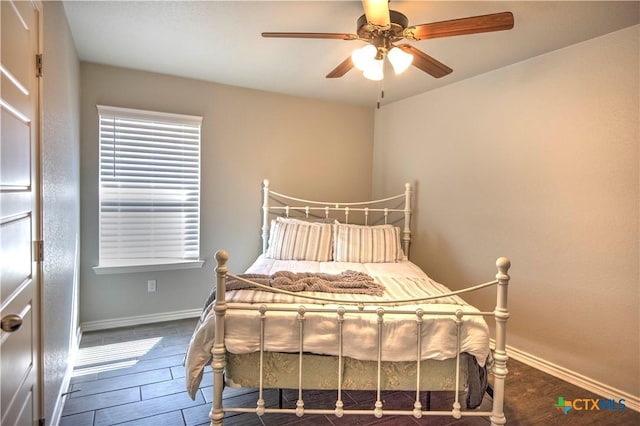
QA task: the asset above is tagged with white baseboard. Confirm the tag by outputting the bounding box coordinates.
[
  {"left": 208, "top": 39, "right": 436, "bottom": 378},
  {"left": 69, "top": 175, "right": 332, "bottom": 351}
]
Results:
[
  {"left": 79, "top": 309, "right": 201, "bottom": 333},
  {"left": 495, "top": 341, "right": 640, "bottom": 412}
]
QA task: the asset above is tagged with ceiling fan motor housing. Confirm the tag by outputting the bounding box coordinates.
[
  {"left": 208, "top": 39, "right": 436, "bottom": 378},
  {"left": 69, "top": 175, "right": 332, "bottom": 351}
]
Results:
[{"left": 357, "top": 10, "right": 409, "bottom": 51}]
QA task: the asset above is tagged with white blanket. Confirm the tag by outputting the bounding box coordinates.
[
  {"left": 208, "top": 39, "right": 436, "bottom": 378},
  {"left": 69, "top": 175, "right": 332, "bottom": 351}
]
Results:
[{"left": 184, "top": 255, "right": 490, "bottom": 398}]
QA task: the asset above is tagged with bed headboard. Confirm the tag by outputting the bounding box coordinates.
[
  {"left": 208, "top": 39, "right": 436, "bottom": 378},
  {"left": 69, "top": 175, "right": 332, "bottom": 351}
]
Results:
[{"left": 261, "top": 179, "right": 413, "bottom": 257}]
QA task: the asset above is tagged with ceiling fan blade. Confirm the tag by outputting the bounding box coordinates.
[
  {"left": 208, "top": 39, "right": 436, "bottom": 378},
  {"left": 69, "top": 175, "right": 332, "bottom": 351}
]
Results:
[
  {"left": 262, "top": 32, "right": 358, "bottom": 40},
  {"left": 398, "top": 44, "right": 452, "bottom": 78},
  {"left": 326, "top": 56, "right": 354, "bottom": 78},
  {"left": 406, "top": 11, "right": 514, "bottom": 40},
  {"left": 361, "top": 0, "right": 390, "bottom": 27}
]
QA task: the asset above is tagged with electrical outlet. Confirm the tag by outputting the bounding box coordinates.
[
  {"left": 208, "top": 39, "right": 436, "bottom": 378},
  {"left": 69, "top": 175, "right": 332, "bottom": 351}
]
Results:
[{"left": 147, "top": 280, "right": 157, "bottom": 292}]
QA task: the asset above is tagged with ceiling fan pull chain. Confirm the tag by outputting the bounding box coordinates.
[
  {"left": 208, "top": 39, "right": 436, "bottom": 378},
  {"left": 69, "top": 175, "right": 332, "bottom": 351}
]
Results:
[{"left": 377, "top": 81, "right": 385, "bottom": 109}]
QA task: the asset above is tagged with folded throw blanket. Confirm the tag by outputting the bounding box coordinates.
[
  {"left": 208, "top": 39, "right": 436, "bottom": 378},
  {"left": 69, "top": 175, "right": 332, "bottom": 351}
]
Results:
[{"left": 226, "top": 270, "right": 384, "bottom": 296}]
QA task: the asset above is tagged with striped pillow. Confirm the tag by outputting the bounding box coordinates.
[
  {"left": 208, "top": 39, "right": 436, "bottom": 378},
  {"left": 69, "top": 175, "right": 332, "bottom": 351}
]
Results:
[
  {"left": 266, "top": 219, "right": 333, "bottom": 261},
  {"left": 333, "top": 223, "right": 404, "bottom": 263}
]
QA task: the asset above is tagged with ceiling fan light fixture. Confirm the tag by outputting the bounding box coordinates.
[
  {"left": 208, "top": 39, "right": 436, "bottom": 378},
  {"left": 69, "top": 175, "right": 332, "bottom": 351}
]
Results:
[
  {"left": 363, "top": 58, "right": 384, "bottom": 81},
  {"left": 351, "top": 44, "right": 377, "bottom": 71},
  {"left": 387, "top": 47, "right": 413, "bottom": 74}
]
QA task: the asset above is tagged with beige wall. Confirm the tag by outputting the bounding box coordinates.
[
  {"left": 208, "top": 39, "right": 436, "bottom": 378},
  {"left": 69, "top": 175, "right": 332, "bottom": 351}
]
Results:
[
  {"left": 42, "top": 2, "right": 81, "bottom": 424},
  {"left": 79, "top": 63, "right": 374, "bottom": 324},
  {"left": 372, "top": 25, "right": 639, "bottom": 398}
]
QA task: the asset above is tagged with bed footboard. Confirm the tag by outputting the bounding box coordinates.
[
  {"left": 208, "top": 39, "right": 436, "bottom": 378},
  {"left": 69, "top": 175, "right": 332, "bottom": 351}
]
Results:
[{"left": 208, "top": 251, "right": 511, "bottom": 425}]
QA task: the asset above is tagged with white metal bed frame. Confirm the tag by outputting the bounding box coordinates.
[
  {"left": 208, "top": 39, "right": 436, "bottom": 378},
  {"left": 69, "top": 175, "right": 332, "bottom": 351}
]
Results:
[{"left": 209, "top": 180, "right": 511, "bottom": 425}]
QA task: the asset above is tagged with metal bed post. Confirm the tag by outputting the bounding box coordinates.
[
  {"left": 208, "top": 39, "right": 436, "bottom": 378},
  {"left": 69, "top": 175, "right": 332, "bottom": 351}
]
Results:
[
  {"left": 256, "top": 305, "right": 267, "bottom": 416},
  {"left": 262, "top": 179, "right": 270, "bottom": 254},
  {"left": 374, "top": 308, "right": 385, "bottom": 418},
  {"left": 452, "top": 310, "right": 464, "bottom": 419},
  {"left": 296, "top": 306, "right": 306, "bottom": 417},
  {"left": 413, "top": 309, "right": 424, "bottom": 418},
  {"left": 403, "top": 182, "right": 412, "bottom": 257},
  {"left": 335, "top": 307, "right": 346, "bottom": 417},
  {"left": 490, "top": 257, "right": 511, "bottom": 426},
  {"left": 211, "top": 250, "right": 229, "bottom": 426}
]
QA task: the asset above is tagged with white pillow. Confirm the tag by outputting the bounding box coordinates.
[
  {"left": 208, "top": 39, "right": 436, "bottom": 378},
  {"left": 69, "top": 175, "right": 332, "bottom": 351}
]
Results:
[
  {"left": 333, "top": 223, "right": 403, "bottom": 263},
  {"left": 266, "top": 219, "right": 333, "bottom": 261}
]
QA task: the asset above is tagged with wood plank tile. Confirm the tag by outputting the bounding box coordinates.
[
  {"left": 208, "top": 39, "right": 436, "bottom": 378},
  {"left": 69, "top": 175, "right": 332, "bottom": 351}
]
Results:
[
  {"left": 116, "top": 410, "right": 187, "bottom": 426},
  {"left": 132, "top": 323, "right": 181, "bottom": 339},
  {"left": 220, "top": 412, "right": 266, "bottom": 426},
  {"left": 94, "top": 390, "right": 205, "bottom": 426},
  {"left": 412, "top": 413, "right": 490, "bottom": 426},
  {"left": 138, "top": 341, "right": 188, "bottom": 360},
  {"left": 201, "top": 384, "right": 263, "bottom": 405},
  {"left": 69, "top": 372, "right": 98, "bottom": 385},
  {"left": 78, "top": 331, "right": 105, "bottom": 347},
  {"left": 181, "top": 401, "right": 213, "bottom": 426},
  {"left": 159, "top": 333, "right": 193, "bottom": 348},
  {"left": 97, "top": 327, "right": 154, "bottom": 344},
  {"left": 171, "top": 363, "right": 188, "bottom": 379},
  {"left": 62, "top": 387, "right": 140, "bottom": 416},
  {"left": 70, "top": 368, "right": 172, "bottom": 398},
  {"left": 58, "top": 410, "right": 95, "bottom": 426},
  {"left": 500, "top": 361, "right": 640, "bottom": 426},
  {"left": 263, "top": 413, "right": 334, "bottom": 425},
  {"left": 222, "top": 387, "right": 280, "bottom": 409},
  {"left": 142, "top": 372, "right": 212, "bottom": 400},
  {"left": 97, "top": 353, "right": 185, "bottom": 379}
]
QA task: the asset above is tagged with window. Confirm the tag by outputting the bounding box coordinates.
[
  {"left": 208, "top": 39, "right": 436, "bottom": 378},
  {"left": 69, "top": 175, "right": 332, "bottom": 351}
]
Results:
[{"left": 94, "top": 105, "right": 203, "bottom": 274}]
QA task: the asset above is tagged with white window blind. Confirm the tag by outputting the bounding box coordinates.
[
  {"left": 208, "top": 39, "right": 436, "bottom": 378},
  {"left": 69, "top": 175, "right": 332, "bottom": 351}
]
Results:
[{"left": 97, "top": 105, "right": 202, "bottom": 268}]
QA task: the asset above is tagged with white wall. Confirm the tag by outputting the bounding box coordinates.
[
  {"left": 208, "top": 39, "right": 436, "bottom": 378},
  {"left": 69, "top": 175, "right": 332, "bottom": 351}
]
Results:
[
  {"left": 79, "top": 64, "right": 374, "bottom": 325},
  {"left": 42, "top": 2, "right": 81, "bottom": 424},
  {"left": 372, "top": 26, "right": 639, "bottom": 399}
]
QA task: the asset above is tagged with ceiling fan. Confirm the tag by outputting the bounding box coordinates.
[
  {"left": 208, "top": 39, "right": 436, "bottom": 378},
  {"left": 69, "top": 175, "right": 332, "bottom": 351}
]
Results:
[{"left": 262, "top": 0, "right": 514, "bottom": 81}]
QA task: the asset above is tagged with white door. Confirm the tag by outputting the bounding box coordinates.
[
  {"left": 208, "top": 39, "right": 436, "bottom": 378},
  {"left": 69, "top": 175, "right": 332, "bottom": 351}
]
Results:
[{"left": 1, "top": 1, "right": 41, "bottom": 425}]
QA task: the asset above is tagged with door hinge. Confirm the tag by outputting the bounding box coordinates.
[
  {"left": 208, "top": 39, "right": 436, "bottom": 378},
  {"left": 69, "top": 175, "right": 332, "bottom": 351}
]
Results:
[
  {"left": 36, "top": 54, "right": 43, "bottom": 78},
  {"left": 34, "top": 240, "right": 44, "bottom": 263}
]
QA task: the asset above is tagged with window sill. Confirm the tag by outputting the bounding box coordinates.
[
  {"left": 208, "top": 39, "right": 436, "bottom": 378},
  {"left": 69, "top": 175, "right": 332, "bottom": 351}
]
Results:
[{"left": 93, "top": 259, "right": 205, "bottom": 275}]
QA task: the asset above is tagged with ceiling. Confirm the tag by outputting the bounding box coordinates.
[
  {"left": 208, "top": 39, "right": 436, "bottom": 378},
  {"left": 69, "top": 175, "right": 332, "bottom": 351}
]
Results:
[{"left": 62, "top": 1, "right": 640, "bottom": 107}]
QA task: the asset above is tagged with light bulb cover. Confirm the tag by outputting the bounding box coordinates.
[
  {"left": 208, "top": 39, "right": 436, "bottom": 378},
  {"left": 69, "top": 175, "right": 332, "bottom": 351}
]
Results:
[
  {"left": 387, "top": 47, "right": 413, "bottom": 74},
  {"left": 363, "top": 58, "right": 384, "bottom": 81},
  {"left": 351, "top": 45, "right": 377, "bottom": 71}
]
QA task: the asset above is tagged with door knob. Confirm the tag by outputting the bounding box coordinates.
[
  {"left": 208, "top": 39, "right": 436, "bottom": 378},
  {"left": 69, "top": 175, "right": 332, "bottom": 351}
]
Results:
[{"left": 1, "top": 314, "right": 23, "bottom": 333}]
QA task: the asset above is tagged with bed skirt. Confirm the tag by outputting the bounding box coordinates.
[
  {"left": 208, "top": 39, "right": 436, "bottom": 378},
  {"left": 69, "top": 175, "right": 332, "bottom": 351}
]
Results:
[{"left": 224, "top": 351, "right": 487, "bottom": 408}]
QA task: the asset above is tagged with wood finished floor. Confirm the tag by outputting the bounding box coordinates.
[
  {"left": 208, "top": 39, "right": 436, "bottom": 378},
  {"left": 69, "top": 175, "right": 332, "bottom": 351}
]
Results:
[{"left": 59, "top": 318, "right": 639, "bottom": 426}]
